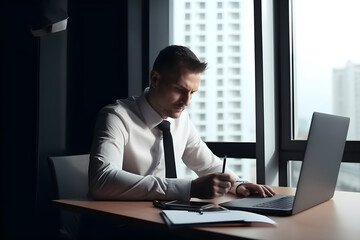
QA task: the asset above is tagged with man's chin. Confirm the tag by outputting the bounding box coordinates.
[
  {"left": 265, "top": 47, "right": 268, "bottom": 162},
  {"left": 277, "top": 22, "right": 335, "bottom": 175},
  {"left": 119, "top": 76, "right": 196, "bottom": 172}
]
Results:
[
  {"left": 170, "top": 113, "right": 182, "bottom": 119},
  {"left": 168, "top": 110, "right": 183, "bottom": 119}
]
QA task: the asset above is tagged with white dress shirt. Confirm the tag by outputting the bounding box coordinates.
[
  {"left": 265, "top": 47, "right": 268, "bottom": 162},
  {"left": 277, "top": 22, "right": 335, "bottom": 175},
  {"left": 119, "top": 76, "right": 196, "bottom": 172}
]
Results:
[{"left": 89, "top": 88, "right": 246, "bottom": 200}]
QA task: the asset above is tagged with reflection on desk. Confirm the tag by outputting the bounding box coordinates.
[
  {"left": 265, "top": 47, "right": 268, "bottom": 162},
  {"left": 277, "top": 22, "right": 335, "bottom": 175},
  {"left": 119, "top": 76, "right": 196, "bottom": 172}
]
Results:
[{"left": 53, "top": 186, "right": 360, "bottom": 240}]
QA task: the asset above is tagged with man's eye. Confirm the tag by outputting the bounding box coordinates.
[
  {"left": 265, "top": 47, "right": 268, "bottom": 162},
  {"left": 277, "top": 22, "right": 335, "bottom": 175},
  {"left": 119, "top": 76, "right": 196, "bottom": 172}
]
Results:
[{"left": 172, "top": 86, "right": 181, "bottom": 92}]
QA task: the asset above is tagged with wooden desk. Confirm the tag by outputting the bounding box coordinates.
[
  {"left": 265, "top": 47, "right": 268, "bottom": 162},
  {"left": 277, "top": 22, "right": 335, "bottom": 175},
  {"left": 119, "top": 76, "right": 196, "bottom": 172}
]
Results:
[{"left": 53, "top": 187, "right": 360, "bottom": 240}]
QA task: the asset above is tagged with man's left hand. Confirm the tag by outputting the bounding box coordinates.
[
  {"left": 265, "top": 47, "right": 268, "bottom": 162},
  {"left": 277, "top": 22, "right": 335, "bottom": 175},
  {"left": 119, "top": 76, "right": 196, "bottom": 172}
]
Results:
[{"left": 236, "top": 183, "right": 276, "bottom": 198}]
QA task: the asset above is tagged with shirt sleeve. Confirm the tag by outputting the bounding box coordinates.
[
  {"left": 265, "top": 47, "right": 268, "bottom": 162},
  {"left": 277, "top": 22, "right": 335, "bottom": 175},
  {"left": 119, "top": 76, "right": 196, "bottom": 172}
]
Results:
[
  {"left": 88, "top": 107, "right": 191, "bottom": 201},
  {"left": 181, "top": 113, "right": 248, "bottom": 196}
]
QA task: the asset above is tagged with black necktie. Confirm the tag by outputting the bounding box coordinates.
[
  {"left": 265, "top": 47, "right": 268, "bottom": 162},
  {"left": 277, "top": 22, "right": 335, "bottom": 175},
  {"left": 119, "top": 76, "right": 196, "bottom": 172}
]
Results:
[{"left": 157, "top": 120, "right": 177, "bottom": 178}]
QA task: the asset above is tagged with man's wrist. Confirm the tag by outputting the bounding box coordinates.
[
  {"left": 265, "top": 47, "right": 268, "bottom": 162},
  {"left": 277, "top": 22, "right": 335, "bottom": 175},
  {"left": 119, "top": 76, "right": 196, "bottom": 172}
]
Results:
[
  {"left": 235, "top": 180, "right": 249, "bottom": 196},
  {"left": 235, "top": 180, "right": 249, "bottom": 185}
]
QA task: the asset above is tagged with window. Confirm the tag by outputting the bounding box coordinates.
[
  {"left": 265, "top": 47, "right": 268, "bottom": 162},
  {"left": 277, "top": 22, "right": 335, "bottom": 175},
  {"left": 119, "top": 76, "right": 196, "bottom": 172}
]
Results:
[
  {"left": 230, "top": 23, "right": 240, "bottom": 31},
  {"left": 197, "top": 13, "right": 206, "bottom": 20},
  {"left": 197, "top": 24, "right": 205, "bottom": 31},
  {"left": 196, "top": 113, "right": 206, "bottom": 121},
  {"left": 229, "top": 101, "right": 241, "bottom": 108},
  {"left": 229, "top": 2, "right": 240, "bottom": 9},
  {"left": 230, "top": 90, "right": 240, "bottom": 97},
  {"left": 229, "top": 124, "right": 241, "bottom": 131},
  {"left": 229, "top": 45, "right": 240, "bottom": 52},
  {"left": 198, "top": 2, "right": 206, "bottom": 9},
  {"left": 198, "top": 46, "right": 205, "bottom": 53},
  {"left": 171, "top": 0, "right": 256, "bottom": 180},
  {"left": 226, "top": 158, "right": 256, "bottom": 182},
  {"left": 229, "top": 113, "right": 241, "bottom": 120},
  {"left": 230, "top": 79, "right": 241, "bottom": 86},
  {"left": 198, "top": 91, "right": 206, "bottom": 98},
  {"left": 288, "top": 161, "right": 360, "bottom": 192},
  {"left": 197, "top": 35, "right": 205, "bottom": 42},
  {"left": 196, "top": 102, "right": 205, "bottom": 109},
  {"left": 196, "top": 124, "right": 205, "bottom": 131},
  {"left": 229, "top": 12, "right": 240, "bottom": 19},
  {"left": 229, "top": 34, "right": 240, "bottom": 41},
  {"left": 147, "top": 0, "right": 360, "bottom": 189},
  {"left": 279, "top": 0, "right": 360, "bottom": 192},
  {"left": 292, "top": 0, "right": 360, "bottom": 141},
  {"left": 229, "top": 135, "right": 241, "bottom": 141},
  {"left": 229, "top": 56, "right": 240, "bottom": 64},
  {"left": 229, "top": 68, "right": 240, "bottom": 75}
]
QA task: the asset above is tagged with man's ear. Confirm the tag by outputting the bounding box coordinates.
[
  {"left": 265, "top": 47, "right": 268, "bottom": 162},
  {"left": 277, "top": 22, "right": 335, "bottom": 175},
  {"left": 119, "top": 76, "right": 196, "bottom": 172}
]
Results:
[{"left": 150, "top": 70, "right": 160, "bottom": 89}]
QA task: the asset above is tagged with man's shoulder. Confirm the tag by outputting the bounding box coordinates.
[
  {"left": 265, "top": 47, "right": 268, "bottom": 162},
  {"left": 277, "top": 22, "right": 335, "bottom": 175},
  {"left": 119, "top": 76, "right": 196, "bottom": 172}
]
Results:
[{"left": 100, "top": 97, "right": 140, "bottom": 117}]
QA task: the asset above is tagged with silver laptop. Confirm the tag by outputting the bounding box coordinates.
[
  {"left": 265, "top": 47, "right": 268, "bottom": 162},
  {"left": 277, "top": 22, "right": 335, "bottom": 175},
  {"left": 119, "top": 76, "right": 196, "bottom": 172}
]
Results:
[{"left": 220, "top": 112, "right": 350, "bottom": 216}]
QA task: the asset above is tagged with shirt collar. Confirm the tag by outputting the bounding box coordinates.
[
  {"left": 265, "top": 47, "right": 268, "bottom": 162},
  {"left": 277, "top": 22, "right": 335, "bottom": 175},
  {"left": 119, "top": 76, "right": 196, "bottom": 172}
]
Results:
[{"left": 137, "top": 87, "right": 166, "bottom": 129}]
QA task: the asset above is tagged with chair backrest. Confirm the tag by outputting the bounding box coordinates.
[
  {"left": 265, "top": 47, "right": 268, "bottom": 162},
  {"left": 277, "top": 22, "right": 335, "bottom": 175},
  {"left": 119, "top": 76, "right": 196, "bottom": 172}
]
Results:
[{"left": 49, "top": 154, "right": 90, "bottom": 199}]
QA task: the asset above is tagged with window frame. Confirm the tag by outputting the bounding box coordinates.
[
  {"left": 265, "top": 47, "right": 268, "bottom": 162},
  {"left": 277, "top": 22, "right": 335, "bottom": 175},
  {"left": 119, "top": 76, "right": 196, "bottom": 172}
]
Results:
[
  {"left": 143, "top": 0, "right": 360, "bottom": 189},
  {"left": 276, "top": 0, "right": 360, "bottom": 186},
  {"left": 145, "top": 0, "right": 261, "bottom": 181}
]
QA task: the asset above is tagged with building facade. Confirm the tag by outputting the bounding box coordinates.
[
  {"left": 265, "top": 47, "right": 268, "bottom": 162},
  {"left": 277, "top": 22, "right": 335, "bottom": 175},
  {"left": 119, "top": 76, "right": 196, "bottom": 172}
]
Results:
[
  {"left": 171, "top": 0, "right": 256, "bottom": 182},
  {"left": 333, "top": 61, "right": 360, "bottom": 140}
]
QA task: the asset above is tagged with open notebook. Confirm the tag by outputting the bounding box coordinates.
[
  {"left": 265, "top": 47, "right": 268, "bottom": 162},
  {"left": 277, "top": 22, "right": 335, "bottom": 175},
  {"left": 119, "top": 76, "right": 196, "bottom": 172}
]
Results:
[{"left": 160, "top": 208, "right": 276, "bottom": 227}]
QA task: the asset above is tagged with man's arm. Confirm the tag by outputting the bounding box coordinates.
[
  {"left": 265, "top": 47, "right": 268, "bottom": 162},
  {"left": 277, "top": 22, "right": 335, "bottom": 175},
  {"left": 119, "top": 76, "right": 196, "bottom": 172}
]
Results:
[
  {"left": 88, "top": 108, "right": 191, "bottom": 200},
  {"left": 179, "top": 114, "right": 246, "bottom": 197},
  {"left": 181, "top": 113, "right": 275, "bottom": 198}
]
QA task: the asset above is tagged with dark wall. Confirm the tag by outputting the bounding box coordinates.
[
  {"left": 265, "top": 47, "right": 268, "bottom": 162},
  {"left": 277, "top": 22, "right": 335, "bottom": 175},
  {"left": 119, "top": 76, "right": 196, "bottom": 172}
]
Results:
[
  {"left": 1, "top": 2, "right": 40, "bottom": 239},
  {"left": 1, "top": 1, "right": 128, "bottom": 239},
  {"left": 67, "top": 0, "right": 128, "bottom": 154}
]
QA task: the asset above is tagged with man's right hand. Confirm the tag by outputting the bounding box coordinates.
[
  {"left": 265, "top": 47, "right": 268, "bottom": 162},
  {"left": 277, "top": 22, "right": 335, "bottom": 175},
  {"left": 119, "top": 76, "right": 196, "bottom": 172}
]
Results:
[{"left": 190, "top": 173, "right": 235, "bottom": 199}]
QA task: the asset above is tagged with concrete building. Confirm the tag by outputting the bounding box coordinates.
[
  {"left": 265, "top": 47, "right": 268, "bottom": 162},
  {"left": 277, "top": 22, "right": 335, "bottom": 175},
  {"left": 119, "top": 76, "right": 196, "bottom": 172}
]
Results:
[
  {"left": 332, "top": 61, "right": 360, "bottom": 191},
  {"left": 171, "top": 0, "right": 256, "bottom": 182},
  {"left": 333, "top": 61, "right": 360, "bottom": 140}
]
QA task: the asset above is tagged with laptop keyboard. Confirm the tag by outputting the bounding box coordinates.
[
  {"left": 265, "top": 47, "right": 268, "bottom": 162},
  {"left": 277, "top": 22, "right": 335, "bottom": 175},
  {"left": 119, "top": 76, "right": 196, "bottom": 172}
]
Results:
[{"left": 254, "top": 196, "right": 295, "bottom": 209}]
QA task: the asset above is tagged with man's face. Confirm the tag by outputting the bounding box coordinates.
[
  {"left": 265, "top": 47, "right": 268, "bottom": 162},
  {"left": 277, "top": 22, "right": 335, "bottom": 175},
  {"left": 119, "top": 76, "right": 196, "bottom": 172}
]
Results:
[{"left": 149, "top": 69, "right": 201, "bottom": 119}]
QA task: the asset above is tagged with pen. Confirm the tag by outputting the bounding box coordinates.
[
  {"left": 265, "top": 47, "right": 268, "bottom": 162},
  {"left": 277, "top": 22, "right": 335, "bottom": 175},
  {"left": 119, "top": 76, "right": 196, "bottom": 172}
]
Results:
[
  {"left": 222, "top": 155, "right": 227, "bottom": 173},
  {"left": 188, "top": 209, "right": 204, "bottom": 215},
  {"left": 188, "top": 206, "right": 229, "bottom": 215}
]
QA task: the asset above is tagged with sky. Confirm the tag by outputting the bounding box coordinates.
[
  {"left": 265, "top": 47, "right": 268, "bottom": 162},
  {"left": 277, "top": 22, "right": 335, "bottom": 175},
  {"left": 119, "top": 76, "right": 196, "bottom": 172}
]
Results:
[{"left": 293, "top": 0, "right": 360, "bottom": 134}]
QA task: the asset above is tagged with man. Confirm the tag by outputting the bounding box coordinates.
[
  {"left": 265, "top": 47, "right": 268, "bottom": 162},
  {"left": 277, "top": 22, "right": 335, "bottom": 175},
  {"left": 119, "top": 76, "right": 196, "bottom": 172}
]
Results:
[{"left": 89, "top": 45, "right": 275, "bottom": 201}]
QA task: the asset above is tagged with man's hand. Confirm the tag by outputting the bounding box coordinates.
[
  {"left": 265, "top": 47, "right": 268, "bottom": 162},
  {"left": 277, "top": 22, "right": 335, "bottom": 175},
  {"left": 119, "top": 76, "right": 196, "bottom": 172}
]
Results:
[
  {"left": 236, "top": 183, "right": 276, "bottom": 198},
  {"left": 190, "top": 173, "right": 235, "bottom": 199}
]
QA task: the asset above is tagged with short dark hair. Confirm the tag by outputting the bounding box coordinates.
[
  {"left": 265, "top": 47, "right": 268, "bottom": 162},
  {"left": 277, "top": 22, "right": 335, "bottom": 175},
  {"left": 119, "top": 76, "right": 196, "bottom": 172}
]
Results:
[{"left": 152, "top": 45, "right": 207, "bottom": 75}]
